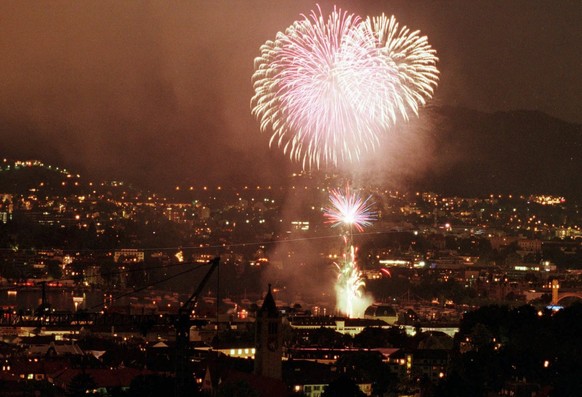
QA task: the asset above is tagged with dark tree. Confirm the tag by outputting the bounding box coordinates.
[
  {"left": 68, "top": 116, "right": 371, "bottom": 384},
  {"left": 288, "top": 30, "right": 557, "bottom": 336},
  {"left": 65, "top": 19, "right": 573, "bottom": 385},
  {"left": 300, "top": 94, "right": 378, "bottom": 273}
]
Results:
[
  {"left": 441, "top": 303, "right": 582, "bottom": 396},
  {"left": 46, "top": 259, "right": 62, "bottom": 279},
  {"left": 128, "top": 375, "right": 176, "bottom": 397},
  {"left": 336, "top": 351, "right": 397, "bottom": 396},
  {"left": 310, "top": 327, "right": 348, "bottom": 347},
  {"left": 100, "top": 258, "right": 117, "bottom": 288},
  {"left": 217, "top": 380, "right": 259, "bottom": 397},
  {"left": 353, "top": 327, "right": 391, "bottom": 348},
  {"left": 68, "top": 372, "right": 97, "bottom": 397},
  {"left": 322, "top": 375, "right": 366, "bottom": 397}
]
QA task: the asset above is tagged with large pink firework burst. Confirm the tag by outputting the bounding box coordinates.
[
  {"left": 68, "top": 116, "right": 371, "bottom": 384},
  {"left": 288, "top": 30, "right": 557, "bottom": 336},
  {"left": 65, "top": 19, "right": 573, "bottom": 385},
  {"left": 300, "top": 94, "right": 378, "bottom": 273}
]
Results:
[{"left": 251, "top": 6, "right": 439, "bottom": 169}]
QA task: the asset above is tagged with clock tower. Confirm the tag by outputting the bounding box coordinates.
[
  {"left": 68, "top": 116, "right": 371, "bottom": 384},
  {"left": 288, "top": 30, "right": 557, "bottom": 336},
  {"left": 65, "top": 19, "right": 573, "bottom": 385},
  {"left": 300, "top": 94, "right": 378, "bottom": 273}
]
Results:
[{"left": 254, "top": 284, "right": 282, "bottom": 379}]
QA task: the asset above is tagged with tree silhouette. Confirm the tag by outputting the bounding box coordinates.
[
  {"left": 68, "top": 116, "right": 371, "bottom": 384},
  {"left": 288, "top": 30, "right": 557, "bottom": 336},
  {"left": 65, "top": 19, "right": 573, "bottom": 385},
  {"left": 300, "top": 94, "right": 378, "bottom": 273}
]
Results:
[
  {"left": 68, "top": 372, "right": 97, "bottom": 397},
  {"left": 322, "top": 375, "right": 366, "bottom": 397},
  {"left": 217, "top": 380, "right": 258, "bottom": 397},
  {"left": 129, "top": 374, "right": 176, "bottom": 397}
]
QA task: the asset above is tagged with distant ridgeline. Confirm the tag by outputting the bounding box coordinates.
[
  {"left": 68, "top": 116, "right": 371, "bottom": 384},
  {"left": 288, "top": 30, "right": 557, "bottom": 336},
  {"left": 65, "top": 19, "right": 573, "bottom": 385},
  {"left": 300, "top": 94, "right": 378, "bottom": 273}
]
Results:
[
  {"left": 0, "top": 159, "right": 81, "bottom": 193},
  {"left": 415, "top": 107, "right": 582, "bottom": 201},
  {"left": 0, "top": 159, "right": 78, "bottom": 178}
]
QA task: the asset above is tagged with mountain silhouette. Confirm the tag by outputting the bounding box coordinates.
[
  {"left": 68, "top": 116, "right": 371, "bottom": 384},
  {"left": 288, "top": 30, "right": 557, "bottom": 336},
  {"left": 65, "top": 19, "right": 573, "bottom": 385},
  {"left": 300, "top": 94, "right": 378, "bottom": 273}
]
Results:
[
  {"left": 412, "top": 107, "right": 582, "bottom": 200},
  {"left": 1, "top": 107, "right": 581, "bottom": 200}
]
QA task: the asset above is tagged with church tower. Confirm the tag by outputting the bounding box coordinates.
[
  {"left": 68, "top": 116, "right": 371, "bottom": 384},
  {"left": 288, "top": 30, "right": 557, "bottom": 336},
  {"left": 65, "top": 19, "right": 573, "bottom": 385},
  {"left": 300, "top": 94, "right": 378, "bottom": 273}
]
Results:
[{"left": 254, "top": 284, "right": 282, "bottom": 379}]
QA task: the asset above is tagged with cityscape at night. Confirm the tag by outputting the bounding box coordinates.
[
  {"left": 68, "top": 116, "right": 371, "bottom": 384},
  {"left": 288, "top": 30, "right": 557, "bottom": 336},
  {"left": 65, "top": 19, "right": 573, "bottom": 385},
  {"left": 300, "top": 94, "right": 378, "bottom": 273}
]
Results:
[{"left": 1, "top": 1, "right": 582, "bottom": 397}]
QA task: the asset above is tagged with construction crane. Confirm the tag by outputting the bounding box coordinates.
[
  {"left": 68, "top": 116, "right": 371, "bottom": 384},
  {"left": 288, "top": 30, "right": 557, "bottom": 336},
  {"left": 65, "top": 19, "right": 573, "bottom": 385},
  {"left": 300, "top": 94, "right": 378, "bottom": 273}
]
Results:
[
  {"left": 35, "top": 281, "right": 51, "bottom": 318},
  {"left": 175, "top": 256, "right": 220, "bottom": 397}
]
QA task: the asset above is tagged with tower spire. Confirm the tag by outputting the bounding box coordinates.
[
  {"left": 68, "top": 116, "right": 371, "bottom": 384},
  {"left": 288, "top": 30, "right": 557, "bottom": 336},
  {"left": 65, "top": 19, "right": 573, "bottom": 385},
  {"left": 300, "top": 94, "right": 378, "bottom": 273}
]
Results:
[{"left": 254, "top": 284, "right": 282, "bottom": 379}]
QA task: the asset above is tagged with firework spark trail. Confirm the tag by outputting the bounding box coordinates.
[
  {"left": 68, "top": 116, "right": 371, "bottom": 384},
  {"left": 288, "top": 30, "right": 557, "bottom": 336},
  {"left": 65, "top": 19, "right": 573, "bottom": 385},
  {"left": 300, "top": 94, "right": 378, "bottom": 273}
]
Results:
[
  {"left": 324, "top": 187, "right": 375, "bottom": 233},
  {"left": 325, "top": 187, "right": 376, "bottom": 317},
  {"left": 334, "top": 244, "right": 371, "bottom": 318},
  {"left": 252, "top": 6, "right": 438, "bottom": 169}
]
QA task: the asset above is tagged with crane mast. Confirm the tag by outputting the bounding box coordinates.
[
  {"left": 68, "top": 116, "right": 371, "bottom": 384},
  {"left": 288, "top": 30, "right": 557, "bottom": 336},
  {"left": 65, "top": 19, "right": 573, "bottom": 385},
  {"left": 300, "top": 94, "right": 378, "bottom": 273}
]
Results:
[{"left": 175, "top": 256, "right": 220, "bottom": 397}]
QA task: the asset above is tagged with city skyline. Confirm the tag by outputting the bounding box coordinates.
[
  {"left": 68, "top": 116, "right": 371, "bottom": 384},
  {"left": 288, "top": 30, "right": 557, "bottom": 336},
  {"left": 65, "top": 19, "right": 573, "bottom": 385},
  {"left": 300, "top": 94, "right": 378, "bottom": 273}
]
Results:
[{"left": 1, "top": 3, "right": 582, "bottom": 394}]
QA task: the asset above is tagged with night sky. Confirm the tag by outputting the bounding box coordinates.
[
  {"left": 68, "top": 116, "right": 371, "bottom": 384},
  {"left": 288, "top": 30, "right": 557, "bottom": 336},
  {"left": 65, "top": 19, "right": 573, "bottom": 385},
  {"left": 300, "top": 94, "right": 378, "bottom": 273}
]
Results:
[{"left": 1, "top": 1, "right": 581, "bottom": 189}]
